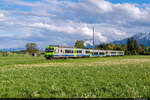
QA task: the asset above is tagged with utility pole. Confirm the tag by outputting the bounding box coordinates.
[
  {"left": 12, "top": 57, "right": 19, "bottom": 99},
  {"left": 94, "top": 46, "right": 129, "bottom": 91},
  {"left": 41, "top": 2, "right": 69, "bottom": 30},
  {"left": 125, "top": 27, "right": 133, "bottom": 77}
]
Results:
[{"left": 93, "top": 27, "right": 95, "bottom": 49}]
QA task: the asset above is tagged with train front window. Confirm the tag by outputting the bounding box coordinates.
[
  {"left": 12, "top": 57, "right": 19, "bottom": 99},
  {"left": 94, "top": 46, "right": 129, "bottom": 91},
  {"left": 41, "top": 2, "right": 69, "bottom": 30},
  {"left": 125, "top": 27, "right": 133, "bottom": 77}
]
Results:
[{"left": 45, "top": 48, "right": 54, "bottom": 52}]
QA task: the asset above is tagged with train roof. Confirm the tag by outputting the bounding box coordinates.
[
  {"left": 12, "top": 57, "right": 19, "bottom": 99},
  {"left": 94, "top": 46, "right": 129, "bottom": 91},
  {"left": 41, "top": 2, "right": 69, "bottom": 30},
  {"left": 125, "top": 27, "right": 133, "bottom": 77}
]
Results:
[
  {"left": 49, "top": 45, "right": 74, "bottom": 48},
  {"left": 48, "top": 45, "right": 123, "bottom": 52}
]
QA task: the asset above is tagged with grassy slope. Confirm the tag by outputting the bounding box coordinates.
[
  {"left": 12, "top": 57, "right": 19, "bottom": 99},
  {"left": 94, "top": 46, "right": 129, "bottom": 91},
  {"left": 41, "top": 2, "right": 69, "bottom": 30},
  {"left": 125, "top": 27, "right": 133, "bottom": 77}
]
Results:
[{"left": 0, "top": 56, "right": 150, "bottom": 98}]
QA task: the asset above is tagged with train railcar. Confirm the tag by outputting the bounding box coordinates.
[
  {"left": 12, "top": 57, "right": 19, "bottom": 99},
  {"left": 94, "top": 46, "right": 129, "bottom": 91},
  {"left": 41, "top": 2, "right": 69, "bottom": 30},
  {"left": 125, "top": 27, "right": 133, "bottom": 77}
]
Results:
[{"left": 44, "top": 45, "right": 124, "bottom": 59}]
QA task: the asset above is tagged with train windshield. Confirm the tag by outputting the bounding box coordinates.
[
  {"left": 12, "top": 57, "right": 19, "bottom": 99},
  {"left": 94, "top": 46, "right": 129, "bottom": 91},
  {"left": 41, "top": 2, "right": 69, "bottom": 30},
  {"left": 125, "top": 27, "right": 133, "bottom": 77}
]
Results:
[{"left": 45, "top": 48, "right": 54, "bottom": 52}]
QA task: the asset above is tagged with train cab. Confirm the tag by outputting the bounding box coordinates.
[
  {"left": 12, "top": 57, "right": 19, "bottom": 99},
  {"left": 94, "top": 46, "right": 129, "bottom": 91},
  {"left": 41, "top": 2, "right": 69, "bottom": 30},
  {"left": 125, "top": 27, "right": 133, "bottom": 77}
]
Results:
[{"left": 44, "top": 45, "right": 55, "bottom": 59}]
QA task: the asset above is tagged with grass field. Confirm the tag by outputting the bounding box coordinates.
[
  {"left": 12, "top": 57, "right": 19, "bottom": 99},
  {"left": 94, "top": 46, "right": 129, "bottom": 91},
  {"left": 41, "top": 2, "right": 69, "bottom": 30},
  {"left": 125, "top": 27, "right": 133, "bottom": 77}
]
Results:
[{"left": 0, "top": 55, "right": 150, "bottom": 98}]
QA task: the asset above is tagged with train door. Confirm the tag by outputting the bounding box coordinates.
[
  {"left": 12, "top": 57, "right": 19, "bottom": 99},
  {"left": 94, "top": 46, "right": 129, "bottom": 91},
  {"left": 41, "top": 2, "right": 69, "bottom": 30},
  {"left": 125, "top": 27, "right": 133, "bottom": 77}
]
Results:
[
  {"left": 90, "top": 49, "right": 92, "bottom": 57},
  {"left": 58, "top": 48, "right": 64, "bottom": 57}
]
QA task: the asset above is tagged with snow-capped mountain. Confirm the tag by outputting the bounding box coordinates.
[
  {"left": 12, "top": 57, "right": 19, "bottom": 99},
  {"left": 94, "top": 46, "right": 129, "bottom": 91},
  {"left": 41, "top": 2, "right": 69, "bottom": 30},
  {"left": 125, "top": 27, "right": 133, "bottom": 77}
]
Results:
[
  {"left": 134, "top": 32, "right": 150, "bottom": 40},
  {"left": 84, "top": 40, "right": 93, "bottom": 48},
  {"left": 113, "top": 32, "right": 150, "bottom": 46},
  {"left": 83, "top": 39, "right": 102, "bottom": 48}
]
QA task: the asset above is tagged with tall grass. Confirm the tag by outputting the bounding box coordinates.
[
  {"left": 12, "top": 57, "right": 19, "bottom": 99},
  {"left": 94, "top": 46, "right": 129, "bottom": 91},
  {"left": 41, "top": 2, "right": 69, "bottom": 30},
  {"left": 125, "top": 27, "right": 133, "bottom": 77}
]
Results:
[{"left": 0, "top": 56, "right": 150, "bottom": 98}]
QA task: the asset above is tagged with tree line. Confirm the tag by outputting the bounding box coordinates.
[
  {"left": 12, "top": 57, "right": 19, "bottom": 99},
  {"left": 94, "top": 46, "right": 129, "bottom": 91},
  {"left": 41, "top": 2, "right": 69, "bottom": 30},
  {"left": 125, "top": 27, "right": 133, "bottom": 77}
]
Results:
[
  {"left": 24, "top": 39, "right": 150, "bottom": 55},
  {"left": 75, "top": 38, "right": 150, "bottom": 55},
  {"left": 0, "top": 43, "right": 41, "bottom": 56}
]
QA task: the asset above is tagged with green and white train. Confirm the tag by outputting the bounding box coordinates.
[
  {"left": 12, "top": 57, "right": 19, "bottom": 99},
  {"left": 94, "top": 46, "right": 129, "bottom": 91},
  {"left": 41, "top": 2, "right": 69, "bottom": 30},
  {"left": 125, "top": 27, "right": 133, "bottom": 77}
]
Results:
[{"left": 44, "top": 45, "right": 124, "bottom": 59}]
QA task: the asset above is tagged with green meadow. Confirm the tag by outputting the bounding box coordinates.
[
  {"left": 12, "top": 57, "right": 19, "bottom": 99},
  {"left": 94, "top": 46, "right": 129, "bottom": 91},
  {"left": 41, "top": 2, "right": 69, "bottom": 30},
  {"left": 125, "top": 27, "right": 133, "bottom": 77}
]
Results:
[{"left": 0, "top": 55, "right": 150, "bottom": 98}]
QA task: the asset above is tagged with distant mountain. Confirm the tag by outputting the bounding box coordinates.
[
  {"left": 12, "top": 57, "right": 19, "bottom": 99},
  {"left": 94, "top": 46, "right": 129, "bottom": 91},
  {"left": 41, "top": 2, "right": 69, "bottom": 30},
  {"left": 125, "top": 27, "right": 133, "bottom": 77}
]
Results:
[
  {"left": 0, "top": 48, "right": 25, "bottom": 52},
  {"left": 0, "top": 48, "right": 45, "bottom": 52},
  {"left": 113, "top": 32, "right": 150, "bottom": 46}
]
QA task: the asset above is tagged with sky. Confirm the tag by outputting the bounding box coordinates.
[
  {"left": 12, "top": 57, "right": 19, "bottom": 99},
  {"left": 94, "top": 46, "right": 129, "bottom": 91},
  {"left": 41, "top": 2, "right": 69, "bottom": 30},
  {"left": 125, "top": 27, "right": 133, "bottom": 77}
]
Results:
[{"left": 0, "top": 0, "right": 150, "bottom": 48}]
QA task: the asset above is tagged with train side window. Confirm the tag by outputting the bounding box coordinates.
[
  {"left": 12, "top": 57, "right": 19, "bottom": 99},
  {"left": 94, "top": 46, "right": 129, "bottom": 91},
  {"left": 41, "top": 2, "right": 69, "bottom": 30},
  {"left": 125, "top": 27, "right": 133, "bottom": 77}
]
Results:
[
  {"left": 71, "top": 50, "right": 73, "bottom": 53},
  {"left": 95, "top": 52, "right": 98, "bottom": 55},
  {"left": 92, "top": 52, "right": 98, "bottom": 55},
  {"left": 86, "top": 51, "right": 90, "bottom": 54},
  {"left": 65, "top": 50, "right": 73, "bottom": 53},
  {"left": 99, "top": 52, "right": 104, "bottom": 55},
  {"left": 119, "top": 52, "right": 122, "bottom": 55},
  {"left": 77, "top": 50, "right": 82, "bottom": 53},
  {"left": 111, "top": 52, "right": 116, "bottom": 54}
]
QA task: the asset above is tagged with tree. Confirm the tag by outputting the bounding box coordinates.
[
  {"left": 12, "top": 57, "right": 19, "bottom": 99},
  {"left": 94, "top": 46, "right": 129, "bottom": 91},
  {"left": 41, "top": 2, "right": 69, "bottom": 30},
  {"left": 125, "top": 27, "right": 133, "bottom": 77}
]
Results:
[
  {"left": 127, "top": 37, "right": 139, "bottom": 55},
  {"left": 127, "top": 37, "right": 134, "bottom": 51},
  {"left": 121, "top": 44, "right": 126, "bottom": 51},
  {"left": 125, "top": 50, "right": 130, "bottom": 55},
  {"left": 133, "top": 39, "right": 138, "bottom": 51},
  {"left": 75, "top": 40, "right": 85, "bottom": 49},
  {"left": 107, "top": 43, "right": 115, "bottom": 50},
  {"left": 114, "top": 44, "right": 121, "bottom": 50},
  {"left": 148, "top": 47, "right": 150, "bottom": 52},
  {"left": 94, "top": 43, "right": 107, "bottom": 50},
  {"left": 25, "top": 43, "right": 38, "bottom": 55},
  {"left": 138, "top": 44, "right": 144, "bottom": 53},
  {"left": 95, "top": 43, "right": 125, "bottom": 50},
  {"left": 144, "top": 47, "right": 150, "bottom": 52},
  {"left": 127, "top": 38, "right": 131, "bottom": 51}
]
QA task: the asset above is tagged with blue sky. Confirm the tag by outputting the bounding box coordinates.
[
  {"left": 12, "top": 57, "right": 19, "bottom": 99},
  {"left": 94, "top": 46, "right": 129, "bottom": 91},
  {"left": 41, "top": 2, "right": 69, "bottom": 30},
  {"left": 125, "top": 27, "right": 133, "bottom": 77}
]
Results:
[
  {"left": 0, "top": 0, "right": 150, "bottom": 48},
  {"left": 106, "top": 0, "right": 150, "bottom": 4},
  {"left": 64, "top": 0, "right": 150, "bottom": 4}
]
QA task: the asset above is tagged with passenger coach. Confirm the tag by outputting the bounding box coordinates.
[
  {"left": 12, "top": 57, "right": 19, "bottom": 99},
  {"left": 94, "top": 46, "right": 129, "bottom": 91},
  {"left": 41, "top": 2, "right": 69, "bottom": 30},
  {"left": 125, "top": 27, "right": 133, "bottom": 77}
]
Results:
[{"left": 44, "top": 45, "right": 124, "bottom": 59}]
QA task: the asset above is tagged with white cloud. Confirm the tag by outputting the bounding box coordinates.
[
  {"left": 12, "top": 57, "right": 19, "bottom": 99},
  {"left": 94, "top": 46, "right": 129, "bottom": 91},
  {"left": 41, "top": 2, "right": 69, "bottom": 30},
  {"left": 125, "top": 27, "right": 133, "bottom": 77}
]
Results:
[
  {"left": 29, "top": 22, "right": 76, "bottom": 34},
  {"left": 0, "top": 13, "right": 6, "bottom": 21}
]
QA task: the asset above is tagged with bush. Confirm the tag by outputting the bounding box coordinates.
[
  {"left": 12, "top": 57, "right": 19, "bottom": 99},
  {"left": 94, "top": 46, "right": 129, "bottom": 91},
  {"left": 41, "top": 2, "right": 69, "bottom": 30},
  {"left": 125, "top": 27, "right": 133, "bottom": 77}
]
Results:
[
  {"left": 2, "top": 52, "right": 8, "bottom": 56},
  {"left": 132, "top": 50, "right": 138, "bottom": 55},
  {"left": 125, "top": 50, "right": 130, "bottom": 55},
  {"left": 140, "top": 52, "right": 150, "bottom": 55}
]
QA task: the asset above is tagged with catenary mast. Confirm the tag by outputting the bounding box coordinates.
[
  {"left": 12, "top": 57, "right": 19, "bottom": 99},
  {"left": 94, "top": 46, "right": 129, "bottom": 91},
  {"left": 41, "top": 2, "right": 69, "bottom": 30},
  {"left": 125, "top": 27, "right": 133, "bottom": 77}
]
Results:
[{"left": 93, "top": 27, "right": 95, "bottom": 49}]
